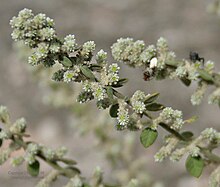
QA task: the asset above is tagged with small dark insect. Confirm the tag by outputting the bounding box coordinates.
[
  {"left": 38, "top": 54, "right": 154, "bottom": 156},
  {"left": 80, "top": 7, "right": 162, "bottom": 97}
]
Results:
[
  {"left": 189, "top": 51, "right": 204, "bottom": 65},
  {"left": 143, "top": 68, "right": 155, "bottom": 81}
]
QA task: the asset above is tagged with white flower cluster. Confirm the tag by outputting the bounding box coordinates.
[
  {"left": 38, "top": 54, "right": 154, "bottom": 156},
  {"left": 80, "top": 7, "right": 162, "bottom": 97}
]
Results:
[
  {"left": 9, "top": 117, "right": 26, "bottom": 134},
  {"left": 191, "top": 82, "right": 208, "bottom": 105},
  {"left": 81, "top": 41, "right": 96, "bottom": 58},
  {"left": 107, "top": 63, "right": 120, "bottom": 85},
  {"left": 10, "top": 8, "right": 56, "bottom": 47},
  {"left": 154, "top": 107, "right": 184, "bottom": 131},
  {"left": 96, "top": 49, "right": 107, "bottom": 64},
  {"left": 208, "top": 88, "right": 220, "bottom": 105},
  {"left": 81, "top": 81, "right": 107, "bottom": 101},
  {"left": 111, "top": 38, "right": 145, "bottom": 67},
  {"left": 0, "top": 105, "right": 10, "bottom": 123},
  {"left": 201, "top": 128, "right": 220, "bottom": 142},
  {"left": 62, "top": 34, "right": 77, "bottom": 53},
  {"left": 63, "top": 66, "right": 80, "bottom": 83},
  {"left": 140, "top": 45, "right": 157, "bottom": 64},
  {"left": 117, "top": 100, "right": 130, "bottom": 127},
  {"left": 154, "top": 136, "right": 179, "bottom": 162},
  {"left": 130, "top": 90, "right": 147, "bottom": 114}
]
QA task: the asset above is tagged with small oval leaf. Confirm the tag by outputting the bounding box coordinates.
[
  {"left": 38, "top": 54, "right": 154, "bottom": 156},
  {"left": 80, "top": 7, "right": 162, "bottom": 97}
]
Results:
[
  {"left": 145, "top": 103, "right": 164, "bottom": 111},
  {"left": 109, "top": 104, "right": 119, "bottom": 118},
  {"left": 140, "top": 128, "right": 158, "bottom": 148},
  {"left": 106, "top": 87, "right": 114, "bottom": 102},
  {"left": 80, "top": 66, "right": 96, "bottom": 81},
  {"left": 61, "top": 57, "right": 73, "bottom": 67},
  {"left": 185, "top": 155, "right": 204, "bottom": 178},
  {"left": 27, "top": 160, "right": 40, "bottom": 177},
  {"left": 111, "top": 78, "right": 128, "bottom": 88},
  {"left": 197, "top": 69, "right": 214, "bottom": 82},
  {"left": 181, "top": 131, "right": 194, "bottom": 140},
  {"left": 144, "top": 93, "right": 160, "bottom": 104}
]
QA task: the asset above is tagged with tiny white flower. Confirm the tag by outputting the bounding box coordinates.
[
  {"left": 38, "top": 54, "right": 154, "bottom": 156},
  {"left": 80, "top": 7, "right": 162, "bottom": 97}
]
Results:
[{"left": 150, "top": 57, "right": 158, "bottom": 68}]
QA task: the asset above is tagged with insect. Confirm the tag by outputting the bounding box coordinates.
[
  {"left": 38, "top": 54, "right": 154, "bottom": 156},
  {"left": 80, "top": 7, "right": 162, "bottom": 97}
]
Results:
[
  {"left": 189, "top": 51, "right": 204, "bottom": 65},
  {"left": 143, "top": 57, "right": 158, "bottom": 81},
  {"left": 143, "top": 68, "right": 155, "bottom": 81}
]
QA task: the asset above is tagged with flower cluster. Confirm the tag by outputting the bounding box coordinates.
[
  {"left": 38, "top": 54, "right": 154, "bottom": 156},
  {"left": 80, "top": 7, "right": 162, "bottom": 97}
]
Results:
[
  {"left": 117, "top": 100, "right": 130, "bottom": 127},
  {"left": 62, "top": 34, "right": 77, "bottom": 53},
  {"left": 154, "top": 136, "right": 179, "bottom": 162},
  {"left": 153, "top": 107, "right": 184, "bottom": 131},
  {"left": 130, "top": 90, "right": 147, "bottom": 114},
  {"left": 191, "top": 82, "right": 208, "bottom": 105}
]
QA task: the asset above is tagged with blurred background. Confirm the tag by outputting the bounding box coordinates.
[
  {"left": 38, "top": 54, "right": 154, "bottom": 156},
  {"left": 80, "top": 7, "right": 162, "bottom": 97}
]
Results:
[{"left": 0, "top": 0, "right": 220, "bottom": 186}]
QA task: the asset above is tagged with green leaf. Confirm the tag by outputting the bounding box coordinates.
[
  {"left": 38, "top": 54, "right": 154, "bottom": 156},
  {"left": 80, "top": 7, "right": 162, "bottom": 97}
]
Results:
[
  {"left": 27, "top": 160, "right": 40, "bottom": 177},
  {"left": 144, "top": 93, "right": 160, "bottom": 104},
  {"left": 145, "top": 103, "right": 164, "bottom": 111},
  {"left": 165, "top": 60, "right": 179, "bottom": 67},
  {"left": 109, "top": 104, "right": 119, "bottom": 118},
  {"left": 185, "top": 155, "right": 204, "bottom": 178},
  {"left": 61, "top": 57, "right": 73, "bottom": 67},
  {"left": 140, "top": 128, "right": 158, "bottom": 148},
  {"left": 197, "top": 69, "right": 214, "bottom": 82},
  {"left": 106, "top": 87, "right": 114, "bottom": 102},
  {"left": 112, "top": 78, "right": 128, "bottom": 88},
  {"left": 180, "top": 77, "right": 191, "bottom": 86},
  {"left": 80, "top": 66, "right": 96, "bottom": 81},
  {"left": 181, "top": 131, "right": 194, "bottom": 140}
]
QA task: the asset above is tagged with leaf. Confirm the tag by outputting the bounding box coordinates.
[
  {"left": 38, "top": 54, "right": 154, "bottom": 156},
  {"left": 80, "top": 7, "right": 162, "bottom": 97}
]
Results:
[
  {"left": 106, "top": 87, "right": 114, "bottom": 102},
  {"left": 112, "top": 78, "right": 128, "bottom": 88},
  {"left": 165, "top": 60, "right": 179, "bottom": 67},
  {"left": 180, "top": 77, "right": 191, "bottom": 86},
  {"left": 109, "top": 104, "right": 119, "bottom": 118},
  {"left": 80, "top": 66, "right": 96, "bottom": 81},
  {"left": 140, "top": 128, "right": 158, "bottom": 148},
  {"left": 185, "top": 155, "right": 204, "bottom": 178},
  {"left": 144, "top": 93, "right": 160, "bottom": 104},
  {"left": 145, "top": 103, "right": 164, "bottom": 111},
  {"left": 197, "top": 69, "right": 214, "bottom": 82},
  {"left": 61, "top": 57, "right": 73, "bottom": 67},
  {"left": 27, "top": 160, "right": 40, "bottom": 177},
  {"left": 181, "top": 131, "right": 194, "bottom": 140}
]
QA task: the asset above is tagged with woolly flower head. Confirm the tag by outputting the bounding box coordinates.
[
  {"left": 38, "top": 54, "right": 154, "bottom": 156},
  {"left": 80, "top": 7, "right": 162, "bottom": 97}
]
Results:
[
  {"left": 9, "top": 117, "right": 26, "bottom": 134},
  {"left": 0, "top": 105, "right": 10, "bottom": 123},
  {"left": 91, "top": 82, "right": 106, "bottom": 101},
  {"left": 111, "top": 38, "right": 145, "bottom": 67},
  {"left": 154, "top": 136, "right": 179, "bottom": 162},
  {"left": 156, "top": 107, "right": 184, "bottom": 131},
  {"left": 117, "top": 100, "right": 130, "bottom": 127},
  {"left": 130, "top": 90, "right": 147, "bottom": 114},
  {"left": 81, "top": 41, "right": 96, "bottom": 58},
  {"left": 201, "top": 128, "right": 218, "bottom": 141},
  {"left": 27, "top": 143, "right": 41, "bottom": 155},
  {"left": 68, "top": 175, "right": 83, "bottom": 187},
  {"left": 208, "top": 88, "right": 220, "bottom": 105},
  {"left": 96, "top": 49, "right": 107, "bottom": 64},
  {"left": 107, "top": 63, "right": 120, "bottom": 85},
  {"left": 157, "top": 37, "right": 168, "bottom": 51},
  {"left": 191, "top": 82, "right": 207, "bottom": 105},
  {"left": 140, "top": 45, "right": 157, "bottom": 64},
  {"left": 10, "top": 9, "right": 56, "bottom": 47},
  {"left": 39, "top": 27, "right": 56, "bottom": 41},
  {"left": 63, "top": 66, "right": 80, "bottom": 83},
  {"left": 62, "top": 34, "right": 77, "bottom": 53}
]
